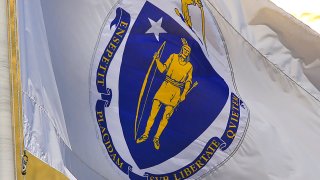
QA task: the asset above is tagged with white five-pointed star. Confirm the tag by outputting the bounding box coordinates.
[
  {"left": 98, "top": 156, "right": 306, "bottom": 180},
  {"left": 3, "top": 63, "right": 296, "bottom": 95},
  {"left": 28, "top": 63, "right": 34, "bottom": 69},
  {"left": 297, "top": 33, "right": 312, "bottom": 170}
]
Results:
[{"left": 145, "top": 18, "right": 167, "bottom": 41}]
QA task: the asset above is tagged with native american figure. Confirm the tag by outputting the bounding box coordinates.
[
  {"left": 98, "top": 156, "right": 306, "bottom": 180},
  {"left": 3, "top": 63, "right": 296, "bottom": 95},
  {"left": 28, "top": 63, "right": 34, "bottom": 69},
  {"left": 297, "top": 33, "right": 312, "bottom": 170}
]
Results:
[{"left": 136, "top": 38, "right": 196, "bottom": 150}]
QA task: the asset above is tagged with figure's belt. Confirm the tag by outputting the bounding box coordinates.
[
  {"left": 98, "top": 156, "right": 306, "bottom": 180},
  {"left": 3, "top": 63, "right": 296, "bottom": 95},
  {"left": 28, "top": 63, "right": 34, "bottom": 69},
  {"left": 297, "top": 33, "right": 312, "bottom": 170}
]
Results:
[{"left": 165, "top": 76, "right": 184, "bottom": 88}]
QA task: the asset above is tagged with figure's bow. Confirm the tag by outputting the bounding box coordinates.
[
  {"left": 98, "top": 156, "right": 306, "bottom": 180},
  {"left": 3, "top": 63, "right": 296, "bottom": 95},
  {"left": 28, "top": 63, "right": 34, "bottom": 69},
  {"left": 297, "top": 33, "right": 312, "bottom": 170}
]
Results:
[{"left": 134, "top": 41, "right": 166, "bottom": 140}]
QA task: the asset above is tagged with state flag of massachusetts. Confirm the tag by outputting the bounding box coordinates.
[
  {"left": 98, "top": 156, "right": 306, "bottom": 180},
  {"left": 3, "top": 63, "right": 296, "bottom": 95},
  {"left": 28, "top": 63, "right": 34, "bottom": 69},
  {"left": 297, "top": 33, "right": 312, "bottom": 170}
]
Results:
[{"left": 89, "top": 0, "right": 249, "bottom": 179}]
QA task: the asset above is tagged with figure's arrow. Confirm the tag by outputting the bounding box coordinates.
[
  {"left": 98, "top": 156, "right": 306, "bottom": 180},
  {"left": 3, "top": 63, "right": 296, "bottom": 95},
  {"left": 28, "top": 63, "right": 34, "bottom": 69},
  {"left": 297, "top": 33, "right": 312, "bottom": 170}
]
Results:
[{"left": 134, "top": 41, "right": 166, "bottom": 140}]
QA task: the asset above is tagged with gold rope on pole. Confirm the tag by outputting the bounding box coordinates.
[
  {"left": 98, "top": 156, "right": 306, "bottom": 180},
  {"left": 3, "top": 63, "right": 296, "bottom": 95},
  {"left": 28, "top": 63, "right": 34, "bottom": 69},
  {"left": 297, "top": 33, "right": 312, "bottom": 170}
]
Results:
[{"left": 7, "top": 0, "right": 24, "bottom": 178}]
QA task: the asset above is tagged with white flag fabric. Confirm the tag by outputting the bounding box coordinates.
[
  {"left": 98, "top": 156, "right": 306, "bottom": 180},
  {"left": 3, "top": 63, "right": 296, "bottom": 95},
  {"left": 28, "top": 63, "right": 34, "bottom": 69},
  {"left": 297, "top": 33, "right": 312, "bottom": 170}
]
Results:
[
  {"left": 204, "top": 3, "right": 320, "bottom": 179},
  {"left": 16, "top": 0, "right": 320, "bottom": 179},
  {"left": 208, "top": 0, "right": 320, "bottom": 99}
]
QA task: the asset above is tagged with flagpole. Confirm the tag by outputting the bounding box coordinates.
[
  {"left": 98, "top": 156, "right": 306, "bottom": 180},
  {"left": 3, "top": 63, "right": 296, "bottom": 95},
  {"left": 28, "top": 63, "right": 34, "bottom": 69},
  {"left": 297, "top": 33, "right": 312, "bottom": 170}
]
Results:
[
  {"left": 0, "top": 0, "right": 15, "bottom": 179},
  {"left": 6, "top": 0, "right": 27, "bottom": 178}
]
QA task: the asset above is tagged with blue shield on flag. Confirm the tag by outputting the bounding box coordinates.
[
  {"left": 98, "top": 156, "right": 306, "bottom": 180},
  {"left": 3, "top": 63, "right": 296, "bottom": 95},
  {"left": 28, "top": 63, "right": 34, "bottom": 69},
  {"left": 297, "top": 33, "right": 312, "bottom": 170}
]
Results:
[{"left": 119, "top": 1, "right": 229, "bottom": 169}]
